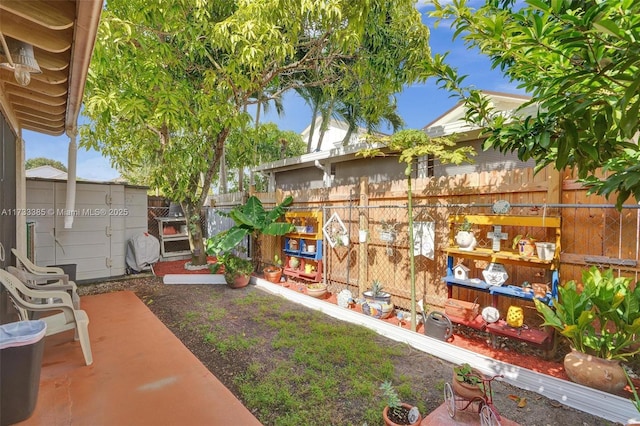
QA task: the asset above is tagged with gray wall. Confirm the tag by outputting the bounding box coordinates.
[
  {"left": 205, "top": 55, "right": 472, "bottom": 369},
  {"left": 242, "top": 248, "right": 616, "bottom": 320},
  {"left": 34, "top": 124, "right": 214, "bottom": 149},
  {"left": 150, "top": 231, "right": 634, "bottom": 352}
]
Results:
[
  {"left": 0, "top": 115, "right": 17, "bottom": 323},
  {"left": 275, "top": 156, "right": 406, "bottom": 191},
  {"left": 434, "top": 140, "right": 535, "bottom": 176}
]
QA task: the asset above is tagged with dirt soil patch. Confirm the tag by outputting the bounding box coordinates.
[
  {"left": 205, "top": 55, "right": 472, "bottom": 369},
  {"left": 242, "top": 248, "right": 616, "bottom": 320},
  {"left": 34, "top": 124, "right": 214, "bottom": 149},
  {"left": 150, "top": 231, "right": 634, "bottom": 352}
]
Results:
[{"left": 80, "top": 276, "right": 617, "bottom": 426}]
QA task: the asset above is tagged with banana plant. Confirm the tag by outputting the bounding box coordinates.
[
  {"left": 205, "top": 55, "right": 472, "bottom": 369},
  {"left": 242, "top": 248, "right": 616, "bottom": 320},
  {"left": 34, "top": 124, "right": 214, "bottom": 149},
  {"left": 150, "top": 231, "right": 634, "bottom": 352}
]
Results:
[{"left": 206, "top": 195, "right": 294, "bottom": 270}]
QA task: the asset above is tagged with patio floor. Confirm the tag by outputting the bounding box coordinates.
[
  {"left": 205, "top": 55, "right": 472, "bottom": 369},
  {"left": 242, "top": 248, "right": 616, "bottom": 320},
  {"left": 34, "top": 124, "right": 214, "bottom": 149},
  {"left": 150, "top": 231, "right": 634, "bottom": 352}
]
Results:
[{"left": 17, "top": 291, "right": 261, "bottom": 426}]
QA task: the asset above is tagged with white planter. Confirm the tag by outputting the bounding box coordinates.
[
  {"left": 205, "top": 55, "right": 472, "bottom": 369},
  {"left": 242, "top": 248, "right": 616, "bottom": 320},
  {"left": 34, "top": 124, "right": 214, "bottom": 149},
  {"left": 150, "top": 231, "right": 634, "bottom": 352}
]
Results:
[
  {"left": 358, "top": 230, "right": 368, "bottom": 243},
  {"left": 455, "top": 231, "right": 477, "bottom": 251},
  {"left": 535, "top": 242, "right": 556, "bottom": 260}
]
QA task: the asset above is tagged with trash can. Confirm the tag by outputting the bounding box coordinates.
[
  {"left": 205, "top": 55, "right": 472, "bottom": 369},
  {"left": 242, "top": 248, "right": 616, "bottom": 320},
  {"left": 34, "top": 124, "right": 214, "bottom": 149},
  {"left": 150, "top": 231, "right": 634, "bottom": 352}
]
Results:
[
  {"left": 51, "top": 264, "right": 77, "bottom": 282},
  {"left": 0, "top": 320, "right": 47, "bottom": 426}
]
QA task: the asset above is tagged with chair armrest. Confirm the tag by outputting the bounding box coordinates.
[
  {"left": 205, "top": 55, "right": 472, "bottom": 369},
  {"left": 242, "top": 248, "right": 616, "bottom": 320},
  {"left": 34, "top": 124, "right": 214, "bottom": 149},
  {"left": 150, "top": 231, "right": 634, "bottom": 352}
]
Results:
[
  {"left": 19, "top": 284, "right": 74, "bottom": 306},
  {"left": 30, "top": 272, "right": 69, "bottom": 283},
  {"left": 28, "top": 264, "right": 65, "bottom": 275},
  {"left": 22, "top": 270, "right": 71, "bottom": 286}
]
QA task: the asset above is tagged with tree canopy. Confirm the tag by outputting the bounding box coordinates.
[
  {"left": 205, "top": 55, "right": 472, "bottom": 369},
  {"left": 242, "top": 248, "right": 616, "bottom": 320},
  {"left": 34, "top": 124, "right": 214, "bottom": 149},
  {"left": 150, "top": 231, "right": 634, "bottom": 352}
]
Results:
[
  {"left": 432, "top": 0, "right": 640, "bottom": 207},
  {"left": 81, "top": 0, "right": 436, "bottom": 263},
  {"left": 25, "top": 157, "right": 67, "bottom": 172}
]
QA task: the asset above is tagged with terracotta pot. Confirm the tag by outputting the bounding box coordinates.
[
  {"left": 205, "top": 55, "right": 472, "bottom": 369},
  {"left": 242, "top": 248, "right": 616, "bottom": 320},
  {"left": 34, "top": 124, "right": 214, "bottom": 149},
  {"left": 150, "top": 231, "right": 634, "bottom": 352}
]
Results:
[
  {"left": 564, "top": 349, "right": 627, "bottom": 393},
  {"left": 382, "top": 403, "right": 422, "bottom": 426},
  {"left": 263, "top": 266, "right": 282, "bottom": 283},
  {"left": 452, "top": 370, "right": 485, "bottom": 400},
  {"left": 225, "top": 273, "right": 250, "bottom": 289},
  {"left": 306, "top": 284, "right": 327, "bottom": 298}
]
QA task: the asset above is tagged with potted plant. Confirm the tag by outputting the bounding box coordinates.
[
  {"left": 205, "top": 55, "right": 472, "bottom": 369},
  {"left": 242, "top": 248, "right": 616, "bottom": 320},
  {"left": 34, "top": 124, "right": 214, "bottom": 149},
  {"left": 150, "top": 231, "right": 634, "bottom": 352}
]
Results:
[
  {"left": 362, "top": 280, "right": 394, "bottom": 319},
  {"left": 210, "top": 253, "right": 254, "bottom": 288},
  {"left": 454, "top": 217, "right": 477, "bottom": 251},
  {"left": 512, "top": 234, "right": 536, "bottom": 256},
  {"left": 534, "top": 267, "right": 640, "bottom": 393},
  {"left": 306, "top": 282, "right": 327, "bottom": 298},
  {"left": 380, "top": 381, "right": 421, "bottom": 426},
  {"left": 263, "top": 254, "right": 283, "bottom": 284},
  {"left": 452, "top": 363, "right": 486, "bottom": 400}
]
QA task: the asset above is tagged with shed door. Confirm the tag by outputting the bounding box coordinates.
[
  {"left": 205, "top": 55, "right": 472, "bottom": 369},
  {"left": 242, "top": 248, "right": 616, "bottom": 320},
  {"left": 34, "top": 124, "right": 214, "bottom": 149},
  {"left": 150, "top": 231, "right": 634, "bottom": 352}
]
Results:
[{"left": 54, "top": 182, "right": 111, "bottom": 280}]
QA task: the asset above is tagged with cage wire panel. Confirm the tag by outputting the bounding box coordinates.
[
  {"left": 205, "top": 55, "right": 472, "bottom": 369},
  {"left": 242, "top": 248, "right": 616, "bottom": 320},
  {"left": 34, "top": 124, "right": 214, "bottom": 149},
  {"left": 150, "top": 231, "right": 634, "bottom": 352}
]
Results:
[{"left": 320, "top": 204, "right": 441, "bottom": 312}]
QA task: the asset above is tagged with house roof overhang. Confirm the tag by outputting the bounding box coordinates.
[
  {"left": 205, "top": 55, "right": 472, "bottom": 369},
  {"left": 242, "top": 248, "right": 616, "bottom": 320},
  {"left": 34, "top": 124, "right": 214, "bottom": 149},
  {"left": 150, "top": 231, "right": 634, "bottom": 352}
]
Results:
[
  {"left": 253, "top": 141, "right": 393, "bottom": 174},
  {"left": 0, "top": 0, "right": 103, "bottom": 137},
  {"left": 423, "top": 90, "right": 534, "bottom": 142}
]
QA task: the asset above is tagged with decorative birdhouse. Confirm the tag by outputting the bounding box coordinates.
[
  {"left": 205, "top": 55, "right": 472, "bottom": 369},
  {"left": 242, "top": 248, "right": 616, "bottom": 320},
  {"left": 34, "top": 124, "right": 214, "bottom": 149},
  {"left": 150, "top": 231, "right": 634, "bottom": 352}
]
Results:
[{"left": 453, "top": 263, "right": 470, "bottom": 281}]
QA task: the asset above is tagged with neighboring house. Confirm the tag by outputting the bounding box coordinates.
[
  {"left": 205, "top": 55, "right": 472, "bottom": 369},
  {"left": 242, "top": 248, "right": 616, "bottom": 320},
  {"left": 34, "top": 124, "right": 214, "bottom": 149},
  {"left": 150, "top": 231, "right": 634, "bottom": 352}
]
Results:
[
  {"left": 254, "top": 91, "right": 536, "bottom": 192},
  {"left": 425, "top": 91, "right": 536, "bottom": 177},
  {"left": 301, "top": 117, "right": 366, "bottom": 152},
  {"left": 26, "top": 165, "right": 69, "bottom": 180},
  {"left": 255, "top": 119, "right": 399, "bottom": 191}
]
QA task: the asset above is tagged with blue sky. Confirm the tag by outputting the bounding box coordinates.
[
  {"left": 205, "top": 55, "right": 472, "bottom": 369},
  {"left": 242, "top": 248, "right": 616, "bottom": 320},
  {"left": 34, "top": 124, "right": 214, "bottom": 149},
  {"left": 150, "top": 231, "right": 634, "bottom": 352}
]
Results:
[{"left": 25, "top": 3, "right": 523, "bottom": 181}]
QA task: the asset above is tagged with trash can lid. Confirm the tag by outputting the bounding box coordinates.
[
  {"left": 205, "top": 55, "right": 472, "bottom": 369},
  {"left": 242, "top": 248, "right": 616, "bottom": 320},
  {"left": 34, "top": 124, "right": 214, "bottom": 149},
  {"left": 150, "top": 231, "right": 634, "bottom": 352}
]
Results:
[{"left": 0, "top": 320, "right": 47, "bottom": 349}]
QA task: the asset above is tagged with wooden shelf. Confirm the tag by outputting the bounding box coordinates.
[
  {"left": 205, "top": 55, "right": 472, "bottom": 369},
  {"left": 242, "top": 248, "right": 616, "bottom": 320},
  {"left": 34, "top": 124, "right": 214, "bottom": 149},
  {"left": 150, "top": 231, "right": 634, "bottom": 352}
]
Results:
[
  {"left": 446, "top": 313, "right": 487, "bottom": 331},
  {"left": 486, "top": 320, "right": 553, "bottom": 348},
  {"left": 156, "top": 217, "right": 190, "bottom": 258},
  {"left": 282, "top": 211, "right": 324, "bottom": 282},
  {"left": 445, "top": 213, "right": 561, "bottom": 352},
  {"left": 445, "top": 247, "right": 557, "bottom": 268}
]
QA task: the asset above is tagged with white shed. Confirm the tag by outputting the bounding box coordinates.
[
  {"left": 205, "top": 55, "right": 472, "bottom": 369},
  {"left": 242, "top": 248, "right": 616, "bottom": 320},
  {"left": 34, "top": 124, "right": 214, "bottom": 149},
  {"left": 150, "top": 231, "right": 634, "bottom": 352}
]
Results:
[{"left": 25, "top": 178, "right": 148, "bottom": 281}]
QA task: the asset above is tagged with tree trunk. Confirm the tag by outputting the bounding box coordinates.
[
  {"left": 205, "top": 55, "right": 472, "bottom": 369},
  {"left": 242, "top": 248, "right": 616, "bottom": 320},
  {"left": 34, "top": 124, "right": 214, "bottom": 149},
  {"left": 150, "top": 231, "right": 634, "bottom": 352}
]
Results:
[
  {"left": 183, "top": 203, "right": 207, "bottom": 266},
  {"left": 307, "top": 103, "right": 319, "bottom": 153}
]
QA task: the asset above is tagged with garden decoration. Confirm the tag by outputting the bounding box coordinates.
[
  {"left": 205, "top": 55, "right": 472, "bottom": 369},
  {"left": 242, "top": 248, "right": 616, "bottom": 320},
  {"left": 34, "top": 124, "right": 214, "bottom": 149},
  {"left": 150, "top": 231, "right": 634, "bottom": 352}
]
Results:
[
  {"left": 337, "top": 289, "right": 354, "bottom": 308},
  {"left": 412, "top": 220, "right": 435, "bottom": 259},
  {"left": 534, "top": 267, "right": 640, "bottom": 393},
  {"left": 491, "top": 200, "right": 511, "bottom": 214},
  {"left": 482, "top": 263, "right": 508, "bottom": 286},
  {"left": 323, "top": 212, "right": 348, "bottom": 248},
  {"left": 379, "top": 220, "right": 398, "bottom": 243},
  {"left": 487, "top": 225, "right": 508, "bottom": 252},
  {"left": 379, "top": 381, "right": 421, "bottom": 426},
  {"left": 422, "top": 311, "right": 453, "bottom": 341},
  {"left": 455, "top": 218, "right": 477, "bottom": 251},
  {"left": 445, "top": 363, "right": 503, "bottom": 425},
  {"left": 512, "top": 234, "right": 536, "bottom": 256}
]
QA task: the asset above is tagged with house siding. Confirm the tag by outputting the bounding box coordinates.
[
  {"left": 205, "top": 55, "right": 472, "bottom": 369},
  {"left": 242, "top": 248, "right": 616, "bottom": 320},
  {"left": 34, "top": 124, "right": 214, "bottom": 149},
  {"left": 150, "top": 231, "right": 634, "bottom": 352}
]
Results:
[
  {"left": 275, "top": 156, "right": 406, "bottom": 190},
  {"left": 433, "top": 140, "right": 535, "bottom": 177}
]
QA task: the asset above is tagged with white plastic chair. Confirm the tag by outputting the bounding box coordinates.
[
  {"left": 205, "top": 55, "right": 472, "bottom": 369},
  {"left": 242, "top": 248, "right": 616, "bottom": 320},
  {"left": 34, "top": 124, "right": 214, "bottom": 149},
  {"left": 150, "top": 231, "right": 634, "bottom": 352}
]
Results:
[
  {"left": 2, "top": 267, "right": 93, "bottom": 366},
  {"left": 11, "top": 248, "right": 80, "bottom": 309}
]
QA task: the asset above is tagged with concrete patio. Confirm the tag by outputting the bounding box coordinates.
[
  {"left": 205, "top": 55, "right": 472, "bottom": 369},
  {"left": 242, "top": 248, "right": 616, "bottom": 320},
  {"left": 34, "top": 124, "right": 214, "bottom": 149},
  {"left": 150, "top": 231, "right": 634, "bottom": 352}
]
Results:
[{"left": 16, "top": 291, "right": 261, "bottom": 426}]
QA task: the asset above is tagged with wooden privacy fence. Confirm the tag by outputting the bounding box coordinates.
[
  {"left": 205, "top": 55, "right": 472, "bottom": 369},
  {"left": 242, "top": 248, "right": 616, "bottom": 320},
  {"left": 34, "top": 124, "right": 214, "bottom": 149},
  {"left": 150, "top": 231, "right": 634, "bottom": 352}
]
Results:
[{"left": 217, "top": 166, "right": 639, "bottom": 322}]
